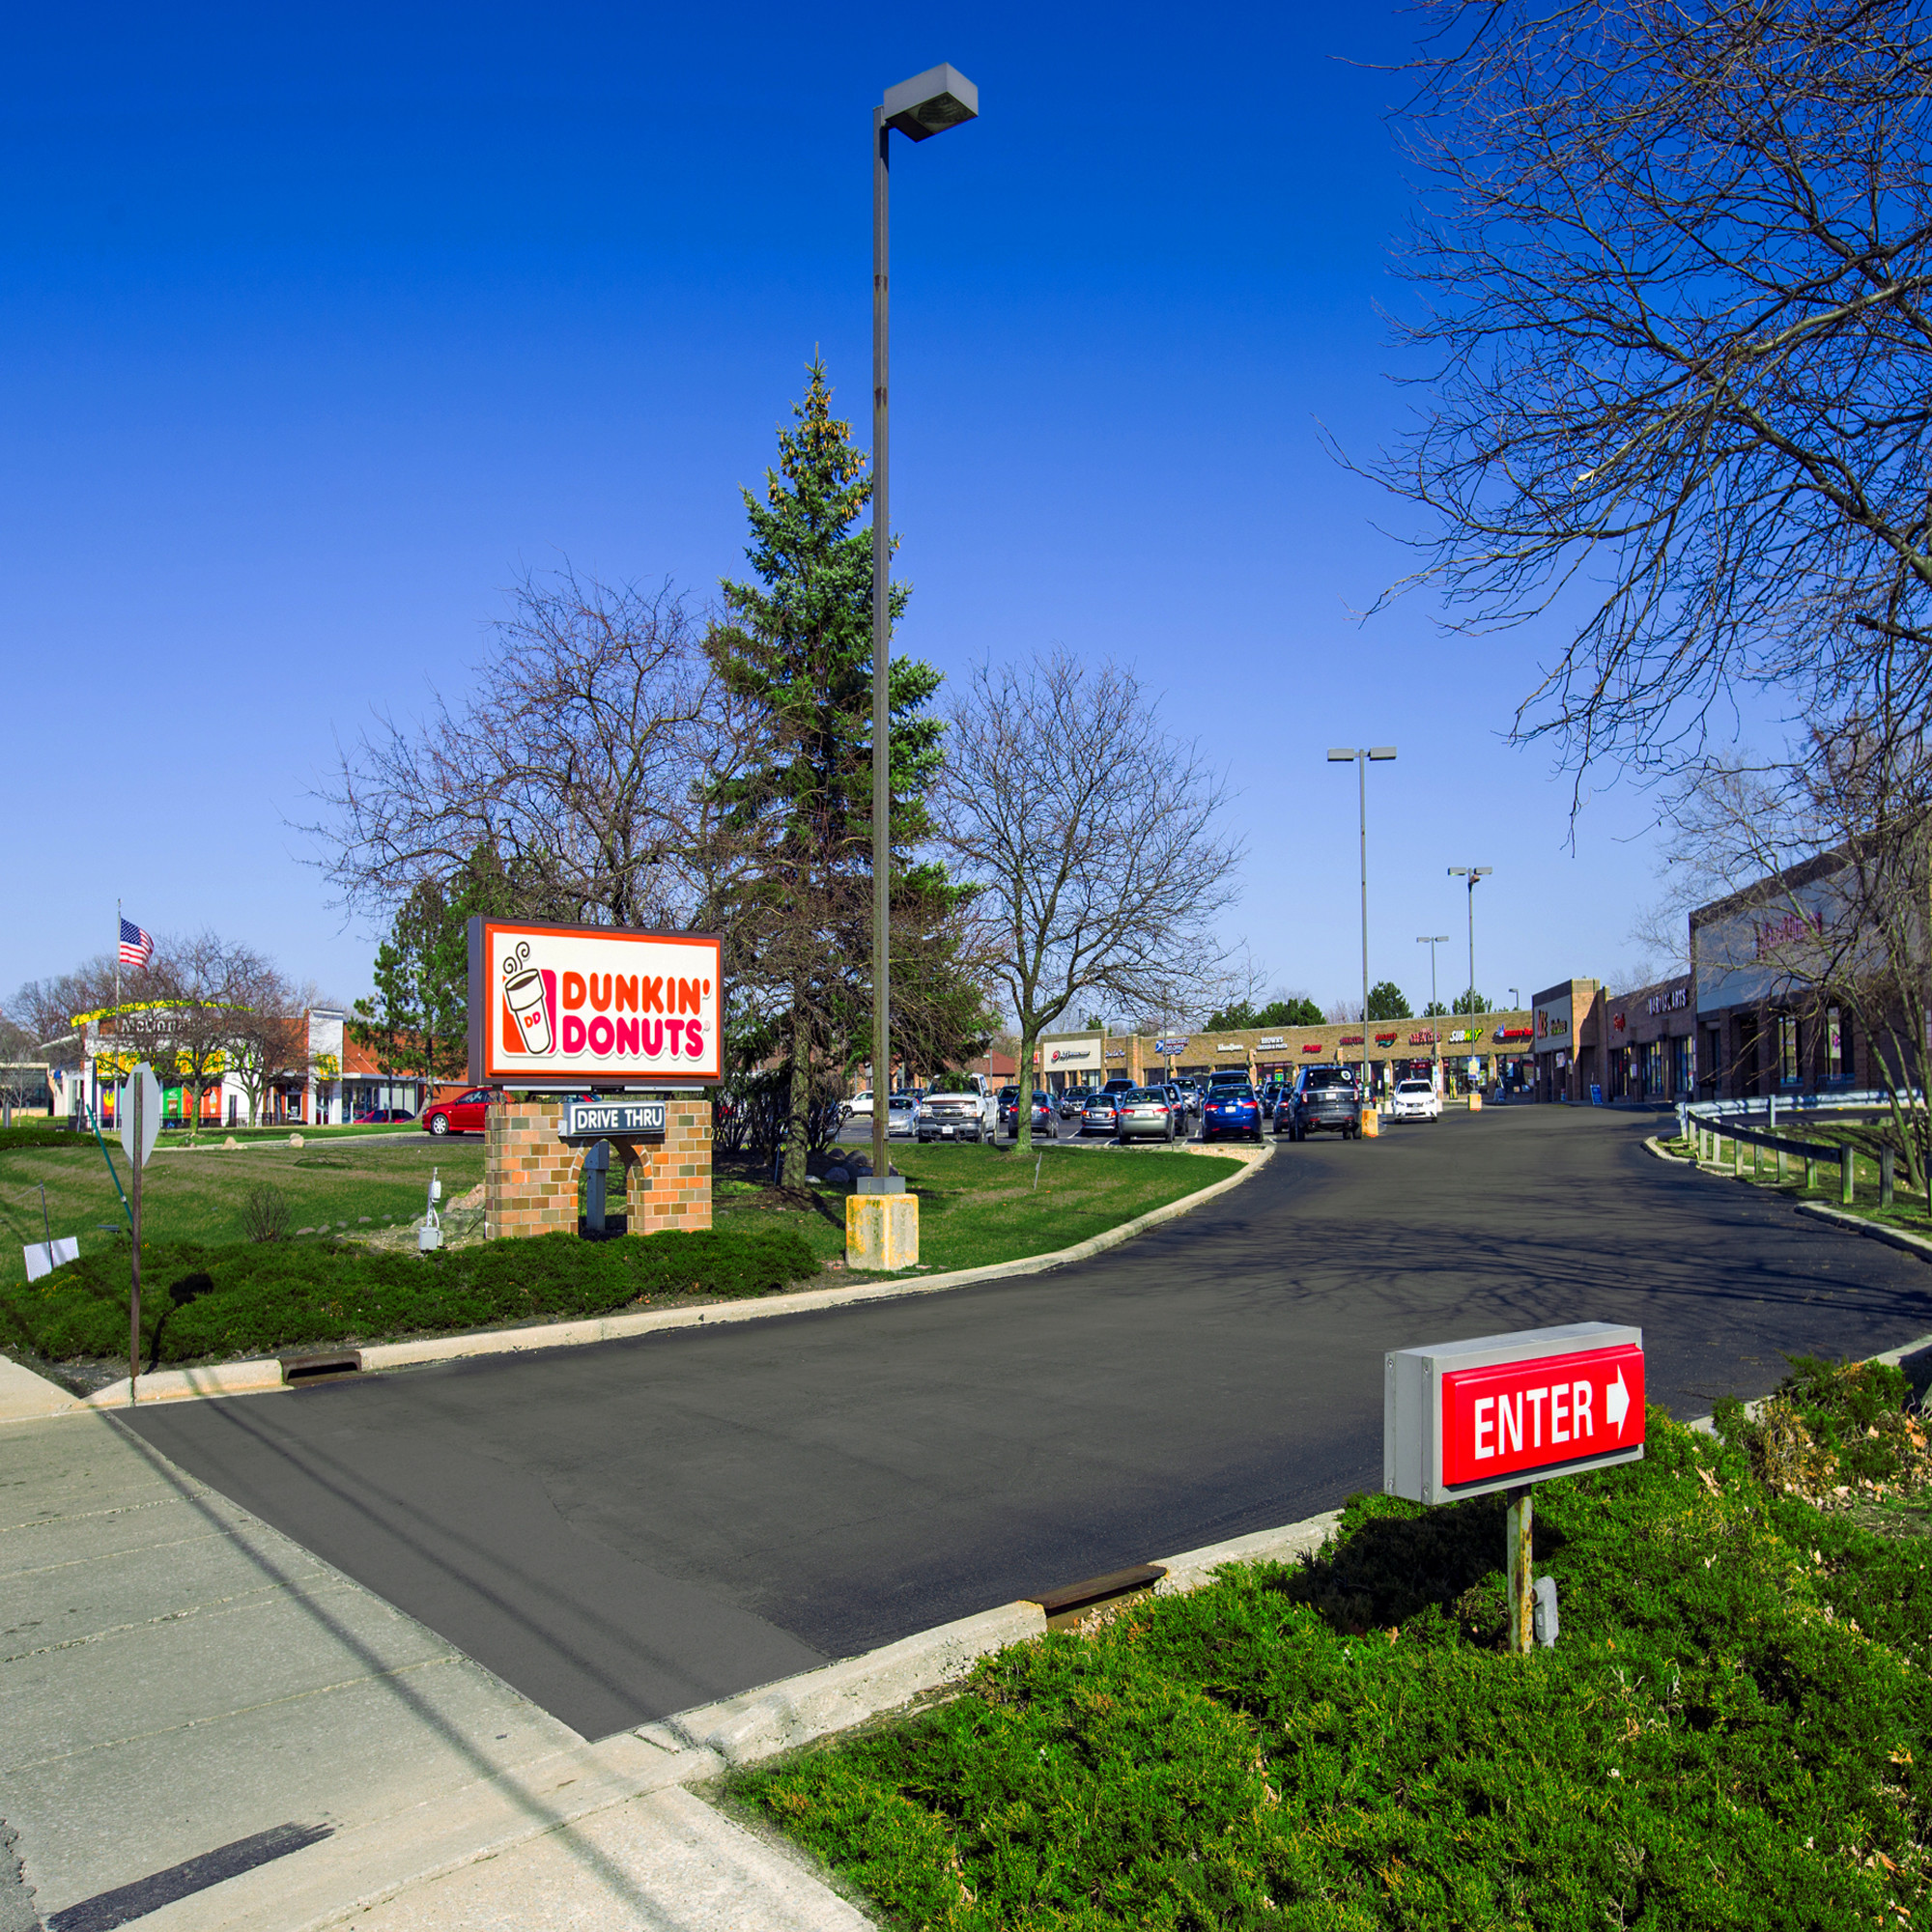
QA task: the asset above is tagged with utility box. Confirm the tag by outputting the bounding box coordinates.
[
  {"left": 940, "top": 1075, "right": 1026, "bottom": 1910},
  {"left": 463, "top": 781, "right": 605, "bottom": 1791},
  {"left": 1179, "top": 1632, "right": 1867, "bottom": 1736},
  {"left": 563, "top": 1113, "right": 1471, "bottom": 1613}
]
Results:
[{"left": 1384, "top": 1322, "right": 1644, "bottom": 1505}]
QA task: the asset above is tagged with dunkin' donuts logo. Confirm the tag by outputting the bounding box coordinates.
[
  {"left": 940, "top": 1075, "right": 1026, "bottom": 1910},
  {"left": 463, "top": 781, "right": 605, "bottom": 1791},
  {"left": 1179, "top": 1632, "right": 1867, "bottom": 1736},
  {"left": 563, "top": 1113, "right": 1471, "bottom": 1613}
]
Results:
[{"left": 494, "top": 932, "right": 713, "bottom": 1065}]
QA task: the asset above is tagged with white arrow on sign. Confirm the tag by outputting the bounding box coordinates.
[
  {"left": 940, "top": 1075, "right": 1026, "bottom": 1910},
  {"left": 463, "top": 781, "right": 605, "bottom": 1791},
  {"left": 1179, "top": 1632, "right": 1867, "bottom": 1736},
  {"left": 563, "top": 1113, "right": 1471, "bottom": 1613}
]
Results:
[{"left": 1605, "top": 1367, "right": 1631, "bottom": 1435}]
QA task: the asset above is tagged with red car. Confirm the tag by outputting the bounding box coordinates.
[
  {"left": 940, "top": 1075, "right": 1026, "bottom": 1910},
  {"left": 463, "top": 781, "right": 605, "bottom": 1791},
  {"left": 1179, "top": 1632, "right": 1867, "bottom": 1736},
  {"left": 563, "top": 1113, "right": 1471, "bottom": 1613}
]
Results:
[{"left": 421, "top": 1088, "right": 496, "bottom": 1136}]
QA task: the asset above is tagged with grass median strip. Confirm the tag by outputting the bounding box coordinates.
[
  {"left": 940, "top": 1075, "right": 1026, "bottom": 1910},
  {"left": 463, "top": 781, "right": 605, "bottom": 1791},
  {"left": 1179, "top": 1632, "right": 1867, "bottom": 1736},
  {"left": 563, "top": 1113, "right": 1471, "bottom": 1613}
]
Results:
[
  {"left": 741, "top": 1385, "right": 1932, "bottom": 1927},
  {"left": 718, "top": 1144, "right": 1245, "bottom": 1277}
]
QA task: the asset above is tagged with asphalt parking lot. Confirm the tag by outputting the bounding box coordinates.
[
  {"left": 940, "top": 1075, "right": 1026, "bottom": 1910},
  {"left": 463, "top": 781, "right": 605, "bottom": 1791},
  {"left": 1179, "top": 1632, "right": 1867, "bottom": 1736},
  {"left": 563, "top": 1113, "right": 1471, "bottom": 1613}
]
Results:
[{"left": 129, "top": 1105, "right": 1932, "bottom": 1740}]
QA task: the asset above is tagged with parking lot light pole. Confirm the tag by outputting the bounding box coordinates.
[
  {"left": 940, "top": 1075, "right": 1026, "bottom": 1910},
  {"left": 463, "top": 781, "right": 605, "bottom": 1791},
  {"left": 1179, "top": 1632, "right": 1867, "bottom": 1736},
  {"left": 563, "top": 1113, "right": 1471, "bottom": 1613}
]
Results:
[
  {"left": 868, "top": 63, "right": 979, "bottom": 1192},
  {"left": 1447, "top": 866, "right": 1492, "bottom": 1016},
  {"left": 1330, "top": 748, "right": 1397, "bottom": 1100},
  {"left": 1418, "top": 934, "right": 1449, "bottom": 1090}
]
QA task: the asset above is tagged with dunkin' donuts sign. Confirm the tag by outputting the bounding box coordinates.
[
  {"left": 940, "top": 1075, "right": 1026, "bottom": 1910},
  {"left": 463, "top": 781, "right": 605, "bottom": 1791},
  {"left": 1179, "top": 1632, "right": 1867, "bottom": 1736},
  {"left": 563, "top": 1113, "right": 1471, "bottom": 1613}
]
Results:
[{"left": 467, "top": 918, "right": 723, "bottom": 1086}]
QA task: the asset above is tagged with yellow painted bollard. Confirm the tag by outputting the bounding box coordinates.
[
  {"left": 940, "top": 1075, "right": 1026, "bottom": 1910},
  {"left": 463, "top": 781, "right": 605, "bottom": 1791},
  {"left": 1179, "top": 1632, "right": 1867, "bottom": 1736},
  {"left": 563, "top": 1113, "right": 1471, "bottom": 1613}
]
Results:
[
  {"left": 846, "top": 1188, "right": 920, "bottom": 1270},
  {"left": 1468, "top": 1091, "right": 1483, "bottom": 1113},
  {"left": 1360, "top": 1107, "right": 1380, "bottom": 1139}
]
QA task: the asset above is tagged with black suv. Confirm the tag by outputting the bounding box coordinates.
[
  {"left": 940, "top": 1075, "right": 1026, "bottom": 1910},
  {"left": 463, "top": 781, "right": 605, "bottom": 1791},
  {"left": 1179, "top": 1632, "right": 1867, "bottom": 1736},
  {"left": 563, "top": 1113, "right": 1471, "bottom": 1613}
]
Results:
[{"left": 1282, "top": 1065, "right": 1362, "bottom": 1141}]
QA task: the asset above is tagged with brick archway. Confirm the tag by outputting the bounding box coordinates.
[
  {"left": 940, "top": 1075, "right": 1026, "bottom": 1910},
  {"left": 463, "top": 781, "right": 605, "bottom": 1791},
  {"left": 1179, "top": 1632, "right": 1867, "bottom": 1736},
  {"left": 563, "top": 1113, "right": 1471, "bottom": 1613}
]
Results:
[{"left": 485, "top": 1094, "right": 712, "bottom": 1239}]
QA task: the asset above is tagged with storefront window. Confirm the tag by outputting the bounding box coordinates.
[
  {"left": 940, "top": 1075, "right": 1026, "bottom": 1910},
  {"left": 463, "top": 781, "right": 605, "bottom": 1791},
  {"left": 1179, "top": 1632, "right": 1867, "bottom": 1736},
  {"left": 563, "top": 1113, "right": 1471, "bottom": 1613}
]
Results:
[
  {"left": 1827, "top": 1007, "right": 1843, "bottom": 1082},
  {"left": 1777, "top": 1012, "right": 1799, "bottom": 1087}
]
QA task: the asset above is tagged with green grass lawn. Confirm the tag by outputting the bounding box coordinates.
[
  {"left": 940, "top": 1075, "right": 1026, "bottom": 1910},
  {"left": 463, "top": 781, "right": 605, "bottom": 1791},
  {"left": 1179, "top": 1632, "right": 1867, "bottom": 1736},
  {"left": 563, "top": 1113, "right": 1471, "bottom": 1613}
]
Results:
[
  {"left": 715, "top": 1144, "right": 1245, "bottom": 1279},
  {"left": 0, "top": 1136, "right": 486, "bottom": 1290},
  {"left": 741, "top": 1405, "right": 1932, "bottom": 1928}
]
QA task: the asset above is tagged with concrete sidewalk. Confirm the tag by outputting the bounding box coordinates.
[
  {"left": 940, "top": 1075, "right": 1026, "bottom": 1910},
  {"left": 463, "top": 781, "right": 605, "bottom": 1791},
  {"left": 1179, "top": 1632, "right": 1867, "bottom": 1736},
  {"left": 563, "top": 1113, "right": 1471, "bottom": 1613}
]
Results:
[{"left": 1, "top": 1396, "right": 870, "bottom": 1930}]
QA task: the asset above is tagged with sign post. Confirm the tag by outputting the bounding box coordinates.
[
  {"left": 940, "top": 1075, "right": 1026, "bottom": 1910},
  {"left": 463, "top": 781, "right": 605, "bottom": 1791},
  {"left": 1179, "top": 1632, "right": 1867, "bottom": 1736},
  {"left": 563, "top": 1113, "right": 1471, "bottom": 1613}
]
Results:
[
  {"left": 1385, "top": 1322, "right": 1644, "bottom": 1653},
  {"left": 119, "top": 1064, "right": 161, "bottom": 1403}
]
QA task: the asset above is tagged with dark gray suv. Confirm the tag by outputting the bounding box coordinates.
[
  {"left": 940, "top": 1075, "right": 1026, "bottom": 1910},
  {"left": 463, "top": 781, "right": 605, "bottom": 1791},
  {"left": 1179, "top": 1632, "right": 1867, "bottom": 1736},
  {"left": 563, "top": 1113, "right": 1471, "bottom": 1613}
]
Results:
[{"left": 1282, "top": 1065, "right": 1362, "bottom": 1141}]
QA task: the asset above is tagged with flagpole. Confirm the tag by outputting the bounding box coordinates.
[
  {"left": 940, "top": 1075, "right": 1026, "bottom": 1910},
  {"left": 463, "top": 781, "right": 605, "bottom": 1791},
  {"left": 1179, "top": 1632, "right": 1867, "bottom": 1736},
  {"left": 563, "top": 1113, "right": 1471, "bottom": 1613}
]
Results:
[{"left": 112, "top": 898, "right": 122, "bottom": 1130}]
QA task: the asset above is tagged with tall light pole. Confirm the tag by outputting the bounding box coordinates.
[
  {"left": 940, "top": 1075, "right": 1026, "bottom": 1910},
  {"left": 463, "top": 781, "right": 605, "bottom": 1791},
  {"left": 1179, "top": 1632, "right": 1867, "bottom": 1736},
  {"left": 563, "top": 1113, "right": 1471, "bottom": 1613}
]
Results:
[
  {"left": 1418, "top": 934, "right": 1449, "bottom": 1090},
  {"left": 1447, "top": 866, "right": 1492, "bottom": 1014},
  {"left": 1330, "top": 748, "right": 1397, "bottom": 1099},
  {"left": 868, "top": 63, "right": 978, "bottom": 1193}
]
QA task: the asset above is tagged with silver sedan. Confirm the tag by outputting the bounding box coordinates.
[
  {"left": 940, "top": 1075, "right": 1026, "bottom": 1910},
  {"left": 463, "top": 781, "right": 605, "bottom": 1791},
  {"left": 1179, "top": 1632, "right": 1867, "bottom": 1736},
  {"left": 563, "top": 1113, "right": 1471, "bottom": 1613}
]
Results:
[{"left": 1115, "top": 1087, "right": 1181, "bottom": 1143}]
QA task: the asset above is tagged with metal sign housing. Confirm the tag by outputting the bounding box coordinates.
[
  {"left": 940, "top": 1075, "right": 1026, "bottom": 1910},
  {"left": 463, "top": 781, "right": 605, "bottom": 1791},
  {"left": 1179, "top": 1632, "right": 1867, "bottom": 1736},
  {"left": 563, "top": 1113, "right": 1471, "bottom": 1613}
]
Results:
[
  {"left": 468, "top": 917, "right": 723, "bottom": 1089},
  {"left": 1384, "top": 1321, "right": 1644, "bottom": 1504}
]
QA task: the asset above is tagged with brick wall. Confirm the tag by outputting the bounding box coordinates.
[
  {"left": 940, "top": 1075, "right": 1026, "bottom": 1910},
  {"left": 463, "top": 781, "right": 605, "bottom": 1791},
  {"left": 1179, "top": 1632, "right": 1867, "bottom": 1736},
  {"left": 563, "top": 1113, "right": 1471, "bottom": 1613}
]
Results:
[{"left": 485, "top": 1095, "right": 712, "bottom": 1240}]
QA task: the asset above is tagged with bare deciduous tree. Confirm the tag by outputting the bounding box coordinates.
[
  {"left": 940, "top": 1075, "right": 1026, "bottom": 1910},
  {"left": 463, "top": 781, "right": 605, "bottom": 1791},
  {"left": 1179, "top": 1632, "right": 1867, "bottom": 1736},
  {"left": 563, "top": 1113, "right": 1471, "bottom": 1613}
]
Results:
[
  {"left": 933, "top": 652, "right": 1244, "bottom": 1151},
  {"left": 309, "top": 569, "right": 734, "bottom": 928},
  {"left": 1367, "top": 1, "right": 1932, "bottom": 790},
  {"left": 1667, "top": 717, "right": 1932, "bottom": 1186}
]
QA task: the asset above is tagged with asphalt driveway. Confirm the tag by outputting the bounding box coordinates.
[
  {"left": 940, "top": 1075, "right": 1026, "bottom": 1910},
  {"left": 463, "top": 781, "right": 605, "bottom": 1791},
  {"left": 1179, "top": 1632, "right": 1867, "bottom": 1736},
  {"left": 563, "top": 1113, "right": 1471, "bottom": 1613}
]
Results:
[{"left": 128, "top": 1106, "right": 1932, "bottom": 1739}]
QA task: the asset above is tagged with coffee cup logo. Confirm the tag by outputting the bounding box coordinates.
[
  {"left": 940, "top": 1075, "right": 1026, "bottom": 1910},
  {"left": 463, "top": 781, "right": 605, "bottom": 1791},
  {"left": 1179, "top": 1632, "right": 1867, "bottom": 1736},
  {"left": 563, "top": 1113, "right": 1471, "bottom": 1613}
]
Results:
[{"left": 500, "top": 943, "right": 556, "bottom": 1056}]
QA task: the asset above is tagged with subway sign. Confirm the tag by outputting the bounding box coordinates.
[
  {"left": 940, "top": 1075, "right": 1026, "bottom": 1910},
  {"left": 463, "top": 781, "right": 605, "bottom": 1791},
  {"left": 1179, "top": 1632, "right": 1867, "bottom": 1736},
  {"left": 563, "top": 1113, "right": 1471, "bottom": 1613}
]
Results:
[{"left": 1384, "top": 1322, "right": 1644, "bottom": 1504}]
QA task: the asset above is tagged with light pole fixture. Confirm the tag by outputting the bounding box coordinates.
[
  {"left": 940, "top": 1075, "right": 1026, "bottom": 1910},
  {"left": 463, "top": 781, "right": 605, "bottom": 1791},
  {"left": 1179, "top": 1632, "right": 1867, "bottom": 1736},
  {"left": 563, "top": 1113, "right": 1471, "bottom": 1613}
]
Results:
[
  {"left": 1447, "top": 866, "right": 1492, "bottom": 1017},
  {"left": 1418, "top": 934, "right": 1449, "bottom": 1089},
  {"left": 868, "top": 62, "right": 979, "bottom": 1197},
  {"left": 1330, "top": 747, "right": 1397, "bottom": 1098}
]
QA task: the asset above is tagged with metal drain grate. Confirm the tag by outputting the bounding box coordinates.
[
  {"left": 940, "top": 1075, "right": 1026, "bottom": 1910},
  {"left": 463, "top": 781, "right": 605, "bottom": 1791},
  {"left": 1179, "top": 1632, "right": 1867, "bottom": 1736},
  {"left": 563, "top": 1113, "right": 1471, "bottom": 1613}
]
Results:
[{"left": 278, "top": 1350, "right": 362, "bottom": 1385}]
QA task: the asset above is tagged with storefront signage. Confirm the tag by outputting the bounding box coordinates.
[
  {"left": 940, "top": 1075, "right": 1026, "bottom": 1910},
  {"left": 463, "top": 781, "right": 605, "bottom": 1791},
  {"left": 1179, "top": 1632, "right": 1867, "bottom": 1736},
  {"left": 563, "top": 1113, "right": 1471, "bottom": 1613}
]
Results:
[
  {"left": 1339, "top": 1035, "right": 1363, "bottom": 1047},
  {"left": 1494, "top": 1026, "right": 1533, "bottom": 1041},
  {"left": 1612, "top": 1011, "right": 1627, "bottom": 1033},
  {"left": 1645, "top": 986, "right": 1689, "bottom": 1016},
  {"left": 1375, "top": 1032, "right": 1399, "bottom": 1047},
  {"left": 1532, "top": 995, "right": 1573, "bottom": 1053},
  {"left": 1385, "top": 1322, "right": 1645, "bottom": 1504},
  {"left": 1155, "top": 1037, "right": 1189, "bottom": 1055},
  {"left": 1408, "top": 1030, "right": 1435, "bottom": 1046},
  {"left": 468, "top": 918, "right": 724, "bottom": 1087},
  {"left": 559, "top": 1096, "right": 666, "bottom": 1142},
  {"left": 1044, "top": 1037, "right": 1104, "bottom": 1069},
  {"left": 1258, "top": 1036, "right": 1286, "bottom": 1049},
  {"left": 1302, "top": 1042, "right": 1323, "bottom": 1053},
  {"left": 1216, "top": 1041, "right": 1246, "bottom": 1052},
  {"left": 1447, "top": 1027, "right": 1484, "bottom": 1044},
  {"left": 1105, "top": 1048, "right": 1127, "bottom": 1060}
]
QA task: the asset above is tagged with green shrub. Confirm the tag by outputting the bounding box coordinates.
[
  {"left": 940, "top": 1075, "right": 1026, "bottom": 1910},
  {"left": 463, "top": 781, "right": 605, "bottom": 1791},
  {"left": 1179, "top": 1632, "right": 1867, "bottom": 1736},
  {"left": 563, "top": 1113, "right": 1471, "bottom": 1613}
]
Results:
[
  {"left": 1716, "top": 1352, "right": 1926, "bottom": 1498},
  {"left": 0, "top": 1223, "right": 818, "bottom": 1363},
  {"left": 743, "top": 1415, "right": 1932, "bottom": 1928},
  {"left": 0, "top": 1122, "right": 91, "bottom": 1151}
]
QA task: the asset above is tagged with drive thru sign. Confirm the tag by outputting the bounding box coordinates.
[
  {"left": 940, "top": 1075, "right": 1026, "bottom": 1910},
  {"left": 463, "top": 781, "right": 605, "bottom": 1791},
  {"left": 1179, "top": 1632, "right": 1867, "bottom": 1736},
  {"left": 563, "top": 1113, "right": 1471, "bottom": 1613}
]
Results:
[{"left": 1385, "top": 1321, "right": 1645, "bottom": 1505}]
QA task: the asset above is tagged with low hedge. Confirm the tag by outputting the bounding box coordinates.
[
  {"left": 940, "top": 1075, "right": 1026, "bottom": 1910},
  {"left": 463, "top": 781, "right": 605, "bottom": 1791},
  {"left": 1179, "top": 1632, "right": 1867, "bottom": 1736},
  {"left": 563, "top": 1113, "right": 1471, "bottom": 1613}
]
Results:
[
  {"left": 745, "top": 1402, "right": 1932, "bottom": 1927},
  {"left": 0, "top": 1122, "right": 95, "bottom": 1151},
  {"left": 0, "top": 1224, "right": 819, "bottom": 1365}
]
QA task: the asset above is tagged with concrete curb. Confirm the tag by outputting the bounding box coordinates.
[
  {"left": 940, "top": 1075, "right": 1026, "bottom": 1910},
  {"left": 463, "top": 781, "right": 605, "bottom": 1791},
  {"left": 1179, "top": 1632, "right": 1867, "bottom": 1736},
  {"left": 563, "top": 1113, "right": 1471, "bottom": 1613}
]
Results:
[
  {"left": 653, "top": 1499, "right": 1343, "bottom": 1776},
  {"left": 1795, "top": 1200, "right": 1932, "bottom": 1264},
  {"left": 0, "top": 1352, "right": 83, "bottom": 1423},
  {"left": 27, "top": 1143, "right": 1273, "bottom": 1411},
  {"left": 661, "top": 1602, "right": 1048, "bottom": 1768}
]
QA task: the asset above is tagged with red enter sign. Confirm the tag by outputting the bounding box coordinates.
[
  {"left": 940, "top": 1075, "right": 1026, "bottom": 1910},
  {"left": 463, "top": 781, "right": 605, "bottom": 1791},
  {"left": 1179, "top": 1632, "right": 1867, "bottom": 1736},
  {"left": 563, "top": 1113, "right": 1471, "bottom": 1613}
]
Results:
[{"left": 1441, "top": 1344, "right": 1645, "bottom": 1488}]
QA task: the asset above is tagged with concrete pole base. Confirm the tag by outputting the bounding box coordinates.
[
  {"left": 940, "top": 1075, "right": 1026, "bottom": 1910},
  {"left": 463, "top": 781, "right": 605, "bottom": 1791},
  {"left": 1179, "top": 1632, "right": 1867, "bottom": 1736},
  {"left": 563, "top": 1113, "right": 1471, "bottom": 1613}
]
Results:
[{"left": 847, "top": 1191, "right": 920, "bottom": 1270}]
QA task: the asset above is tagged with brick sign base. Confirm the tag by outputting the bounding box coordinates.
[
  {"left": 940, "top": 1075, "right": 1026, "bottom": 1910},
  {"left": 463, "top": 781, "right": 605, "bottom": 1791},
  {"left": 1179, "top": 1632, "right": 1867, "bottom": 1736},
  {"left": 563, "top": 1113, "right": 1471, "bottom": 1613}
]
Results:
[{"left": 485, "top": 1094, "right": 712, "bottom": 1240}]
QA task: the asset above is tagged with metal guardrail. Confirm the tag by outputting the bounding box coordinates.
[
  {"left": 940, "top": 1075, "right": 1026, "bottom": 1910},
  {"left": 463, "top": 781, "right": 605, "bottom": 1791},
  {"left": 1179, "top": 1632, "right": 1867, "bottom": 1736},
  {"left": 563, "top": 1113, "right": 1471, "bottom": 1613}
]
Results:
[{"left": 1676, "top": 1107, "right": 1901, "bottom": 1208}]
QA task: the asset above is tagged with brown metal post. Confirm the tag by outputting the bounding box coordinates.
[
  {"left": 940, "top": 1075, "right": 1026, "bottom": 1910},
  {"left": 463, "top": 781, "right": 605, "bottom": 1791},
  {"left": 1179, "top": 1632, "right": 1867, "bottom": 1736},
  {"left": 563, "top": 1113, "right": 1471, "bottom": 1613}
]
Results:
[
  {"left": 129, "top": 1076, "right": 142, "bottom": 1405},
  {"left": 1505, "top": 1485, "right": 1533, "bottom": 1655}
]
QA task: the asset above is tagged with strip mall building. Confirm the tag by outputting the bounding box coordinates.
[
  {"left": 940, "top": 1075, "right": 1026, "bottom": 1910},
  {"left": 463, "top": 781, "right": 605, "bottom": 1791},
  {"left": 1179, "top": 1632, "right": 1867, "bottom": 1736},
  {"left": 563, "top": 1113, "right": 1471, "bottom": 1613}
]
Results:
[
  {"left": 1037, "top": 975, "right": 1708, "bottom": 1108},
  {"left": 1035, "top": 1013, "right": 1540, "bottom": 1100}
]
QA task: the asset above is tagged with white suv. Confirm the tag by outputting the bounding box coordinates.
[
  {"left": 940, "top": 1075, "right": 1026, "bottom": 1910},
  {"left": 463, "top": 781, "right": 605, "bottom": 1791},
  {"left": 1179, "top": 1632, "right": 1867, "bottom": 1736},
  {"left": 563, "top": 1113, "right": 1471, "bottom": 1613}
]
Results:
[{"left": 1390, "top": 1078, "right": 1442, "bottom": 1121}]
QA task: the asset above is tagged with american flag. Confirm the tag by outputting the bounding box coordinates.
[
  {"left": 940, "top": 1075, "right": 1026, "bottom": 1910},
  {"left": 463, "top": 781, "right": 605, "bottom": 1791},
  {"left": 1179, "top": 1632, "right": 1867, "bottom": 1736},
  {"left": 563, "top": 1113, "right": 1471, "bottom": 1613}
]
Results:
[{"left": 119, "top": 917, "right": 155, "bottom": 970}]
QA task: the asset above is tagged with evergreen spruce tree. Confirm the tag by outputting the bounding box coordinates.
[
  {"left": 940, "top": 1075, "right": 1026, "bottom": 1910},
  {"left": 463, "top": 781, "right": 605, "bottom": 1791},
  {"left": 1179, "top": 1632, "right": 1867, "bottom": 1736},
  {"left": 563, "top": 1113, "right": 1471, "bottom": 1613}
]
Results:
[{"left": 708, "top": 361, "right": 977, "bottom": 1187}]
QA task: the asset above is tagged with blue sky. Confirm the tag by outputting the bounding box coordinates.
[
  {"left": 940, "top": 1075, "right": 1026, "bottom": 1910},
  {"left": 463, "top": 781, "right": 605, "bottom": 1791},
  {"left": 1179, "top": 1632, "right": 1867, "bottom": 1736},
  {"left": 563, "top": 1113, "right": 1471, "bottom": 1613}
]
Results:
[{"left": 3, "top": 2, "right": 1685, "bottom": 1024}]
